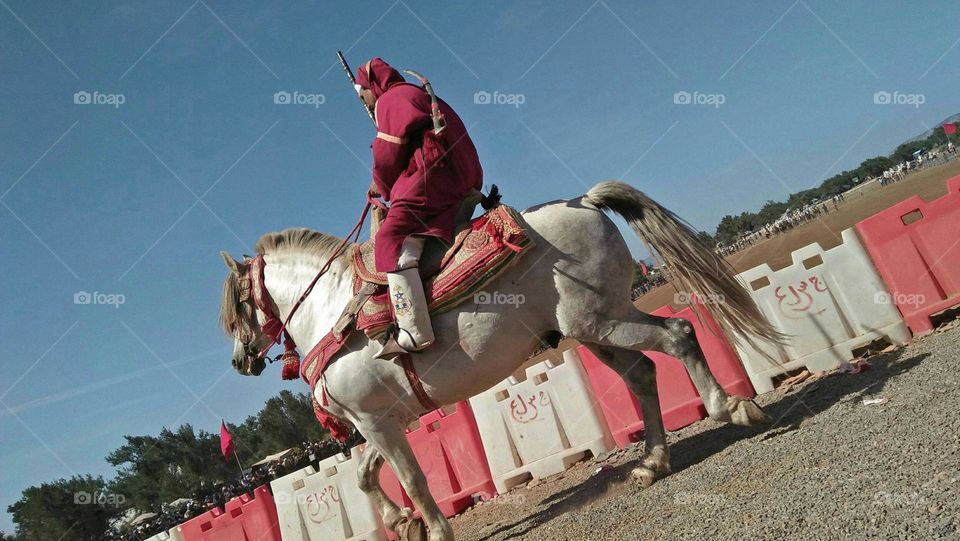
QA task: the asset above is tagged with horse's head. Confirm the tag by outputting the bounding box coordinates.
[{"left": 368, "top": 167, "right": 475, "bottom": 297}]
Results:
[{"left": 219, "top": 251, "right": 269, "bottom": 376}]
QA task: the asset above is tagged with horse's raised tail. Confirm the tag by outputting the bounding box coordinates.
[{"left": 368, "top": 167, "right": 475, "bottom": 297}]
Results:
[{"left": 585, "top": 180, "right": 786, "bottom": 351}]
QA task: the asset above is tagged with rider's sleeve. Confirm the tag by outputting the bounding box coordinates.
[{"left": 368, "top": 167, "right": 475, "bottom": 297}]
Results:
[{"left": 371, "top": 95, "right": 431, "bottom": 200}]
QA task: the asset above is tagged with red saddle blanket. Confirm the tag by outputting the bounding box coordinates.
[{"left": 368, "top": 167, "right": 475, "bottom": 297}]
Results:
[{"left": 350, "top": 204, "right": 534, "bottom": 337}]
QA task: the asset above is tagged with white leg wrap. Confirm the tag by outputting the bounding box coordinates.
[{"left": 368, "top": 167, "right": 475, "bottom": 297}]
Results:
[{"left": 387, "top": 267, "right": 434, "bottom": 351}]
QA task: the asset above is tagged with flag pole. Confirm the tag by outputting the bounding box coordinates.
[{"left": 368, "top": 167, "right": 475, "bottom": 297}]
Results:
[{"left": 233, "top": 449, "right": 245, "bottom": 481}]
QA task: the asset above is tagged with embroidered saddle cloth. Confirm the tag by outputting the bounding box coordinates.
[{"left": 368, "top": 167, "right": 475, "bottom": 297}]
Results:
[{"left": 351, "top": 204, "right": 534, "bottom": 338}]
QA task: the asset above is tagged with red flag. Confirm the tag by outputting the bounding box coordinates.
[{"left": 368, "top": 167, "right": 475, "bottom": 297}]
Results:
[
  {"left": 943, "top": 123, "right": 957, "bottom": 135},
  {"left": 640, "top": 262, "right": 648, "bottom": 276},
  {"left": 219, "top": 421, "right": 234, "bottom": 460}
]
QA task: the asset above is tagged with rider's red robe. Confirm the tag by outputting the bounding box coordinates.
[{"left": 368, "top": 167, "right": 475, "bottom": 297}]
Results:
[{"left": 357, "top": 58, "right": 483, "bottom": 272}]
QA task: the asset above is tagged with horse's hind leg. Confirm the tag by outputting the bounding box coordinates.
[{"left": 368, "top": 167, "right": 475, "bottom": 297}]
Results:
[
  {"left": 360, "top": 419, "right": 452, "bottom": 541},
  {"left": 580, "top": 343, "right": 670, "bottom": 487},
  {"left": 357, "top": 445, "right": 413, "bottom": 534},
  {"left": 573, "top": 308, "right": 769, "bottom": 426},
  {"left": 654, "top": 313, "right": 769, "bottom": 425}
]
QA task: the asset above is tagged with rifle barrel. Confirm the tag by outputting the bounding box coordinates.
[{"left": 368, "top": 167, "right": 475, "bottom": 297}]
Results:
[{"left": 337, "top": 51, "right": 377, "bottom": 128}]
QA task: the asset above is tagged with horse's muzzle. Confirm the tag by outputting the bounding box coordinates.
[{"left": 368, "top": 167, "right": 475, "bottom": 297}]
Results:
[{"left": 233, "top": 355, "right": 266, "bottom": 376}]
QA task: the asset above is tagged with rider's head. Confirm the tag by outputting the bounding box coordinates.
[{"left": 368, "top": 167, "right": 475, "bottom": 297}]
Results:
[{"left": 356, "top": 58, "right": 406, "bottom": 108}]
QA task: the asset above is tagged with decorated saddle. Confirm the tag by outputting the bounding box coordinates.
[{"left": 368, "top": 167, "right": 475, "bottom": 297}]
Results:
[
  {"left": 300, "top": 203, "right": 535, "bottom": 439},
  {"left": 350, "top": 204, "right": 534, "bottom": 337}
]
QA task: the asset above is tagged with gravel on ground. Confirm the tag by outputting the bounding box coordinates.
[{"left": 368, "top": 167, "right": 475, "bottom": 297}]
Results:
[{"left": 449, "top": 325, "right": 960, "bottom": 540}]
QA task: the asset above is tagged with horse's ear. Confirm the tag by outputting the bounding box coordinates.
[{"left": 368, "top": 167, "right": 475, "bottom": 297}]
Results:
[{"left": 220, "top": 251, "right": 240, "bottom": 274}]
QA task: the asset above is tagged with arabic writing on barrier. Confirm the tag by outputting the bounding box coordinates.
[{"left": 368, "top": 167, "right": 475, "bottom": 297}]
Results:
[
  {"left": 306, "top": 485, "right": 340, "bottom": 524},
  {"left": 773, "top": 275, "right": 828, "bottom": 318},
  {"left": 510, "top": 391, "right": 551, "bottom": 423}
]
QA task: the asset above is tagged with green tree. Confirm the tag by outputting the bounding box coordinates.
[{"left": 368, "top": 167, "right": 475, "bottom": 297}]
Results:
[
  {"left": 11, "top": 391, "right": 341, "bottom": 537},
  {"left": 7, "top": 475, "right": 115, "bottom": 541},
  {"left": 231, "top": 390, "right": 329, "bottom": 462},
  {"left": 892, "top": 141, "right": 926, "bottom": 163},
  {"left": 696, "top": 230, "right": 715, "bottom": 246},
  {"left": 106, "top": 424, "right": 235, "bottom": 512},
  {"left": 756, "top": 200, "right": 789, "bottom": 225}
]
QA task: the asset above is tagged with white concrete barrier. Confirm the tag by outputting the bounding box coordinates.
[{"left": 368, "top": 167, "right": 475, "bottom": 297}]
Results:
[
  {"left": 270, "top": 447, "right": 386, "bottom": 541},
  {"left": 468, "top": 348, "right": 615, "bottom": 494},
  {"left": 735, "top": 227, "right": 910, "bottom": 393}
]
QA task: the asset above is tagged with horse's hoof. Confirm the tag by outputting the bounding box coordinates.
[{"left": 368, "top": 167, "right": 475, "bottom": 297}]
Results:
[
  {"left": 727, "top": 397, "right": 771, "bottom": 426},
  {"left": 631, "top": 466, "right": 658, "bottom": 488},
  {"left": 396, "top": 517, "right": 428, "bottom": 541},
  {"left": 383, "top": 507, "right": 413, "bottom": 532}
]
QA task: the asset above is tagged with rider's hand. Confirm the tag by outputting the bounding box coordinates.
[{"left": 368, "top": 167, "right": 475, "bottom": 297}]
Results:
[{"left": 368, "top": 181, "right": 381, "bottom": 198}]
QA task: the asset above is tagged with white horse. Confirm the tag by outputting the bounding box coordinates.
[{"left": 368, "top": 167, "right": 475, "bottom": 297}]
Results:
[{"left": 219, "top": 181, "right": 779, "bottom": 541}]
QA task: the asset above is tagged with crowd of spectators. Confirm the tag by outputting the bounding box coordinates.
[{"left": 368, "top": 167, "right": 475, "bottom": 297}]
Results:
[
  {"left": 631, "top": 271, "right": 667, "bottom": 300},
  {"left": 107, "top": 434, "right": 363, "bottom": 540},
  {"left": 716, "top": 200, "right": 834, "bottom": 258}
]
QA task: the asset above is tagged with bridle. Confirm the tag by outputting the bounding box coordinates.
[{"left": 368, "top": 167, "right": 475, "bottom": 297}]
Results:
[
  {"left": 233, "top": 197, "right": 381, "bottom": 379},
  {"left": 235, "top": 256, "right": 296, "bottom": 368}
]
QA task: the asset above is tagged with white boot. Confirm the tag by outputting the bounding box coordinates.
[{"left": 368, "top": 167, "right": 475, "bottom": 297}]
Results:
[{"left": 387, "top": 266, "right": 435, "bottom": 352}]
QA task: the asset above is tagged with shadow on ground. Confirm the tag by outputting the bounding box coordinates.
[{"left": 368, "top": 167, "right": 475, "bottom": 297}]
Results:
[{"left": 482, "top": 348, "right": 928, "bottom": 540}]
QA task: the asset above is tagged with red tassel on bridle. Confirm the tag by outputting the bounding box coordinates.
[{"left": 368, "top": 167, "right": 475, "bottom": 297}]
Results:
[{"left": 279, "top": 348, "right": 301, "bottom": 381}]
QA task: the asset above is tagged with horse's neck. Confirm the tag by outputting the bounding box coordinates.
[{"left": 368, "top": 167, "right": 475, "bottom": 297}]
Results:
[{"left": 262, "top": 251, "right": 356, "bottom": 350}]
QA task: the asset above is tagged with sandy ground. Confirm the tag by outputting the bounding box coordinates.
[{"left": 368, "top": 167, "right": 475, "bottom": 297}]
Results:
[{"left": 450, "top": 322, "right": 960, "bottom": 540}]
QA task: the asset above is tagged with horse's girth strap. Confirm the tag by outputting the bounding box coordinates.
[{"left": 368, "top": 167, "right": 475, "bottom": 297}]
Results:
[{"left": 400, "top": 354, "right": 439, "bottom": 412}]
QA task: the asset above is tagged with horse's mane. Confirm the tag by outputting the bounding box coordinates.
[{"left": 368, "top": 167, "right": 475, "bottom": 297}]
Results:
[
  {"left": 219, "top": 228, "right": 345, "bottom": 335},
  {"left": 254, "top": 227, "right": 343, "bottom": 259}
]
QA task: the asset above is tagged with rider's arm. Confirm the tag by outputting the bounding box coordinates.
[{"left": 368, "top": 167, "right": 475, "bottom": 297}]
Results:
[
  {"left": 371, "top": 134, "right": 412, "bottom": 201},
  {"left": 371, "top": 92, "right": 431, "bottom": 201}
]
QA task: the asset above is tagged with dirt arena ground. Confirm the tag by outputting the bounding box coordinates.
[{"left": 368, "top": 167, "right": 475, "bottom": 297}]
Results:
[
  {"left": 451, "top": 324, "right": 959, "bottom": 540},
  {"left": 637, "top": 158, "right": 960, "bottom": 312}
]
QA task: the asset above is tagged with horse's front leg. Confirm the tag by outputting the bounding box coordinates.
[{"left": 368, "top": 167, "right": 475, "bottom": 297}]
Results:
[
  {"left": 357, "top": 445, "right": 415, "bottom": 534},
  {"left": 359, "top": 418, "right": 453, "bottom": 541}
]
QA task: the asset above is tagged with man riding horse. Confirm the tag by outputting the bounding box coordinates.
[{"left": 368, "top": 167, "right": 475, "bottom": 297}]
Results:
[{"left": 355, "top": 58, "right": 483, "bottom": 357}]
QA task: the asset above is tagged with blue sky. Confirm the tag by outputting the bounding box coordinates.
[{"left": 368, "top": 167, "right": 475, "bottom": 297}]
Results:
[{"left": 2, "top": 0, "right": 959, "bottom": 530}]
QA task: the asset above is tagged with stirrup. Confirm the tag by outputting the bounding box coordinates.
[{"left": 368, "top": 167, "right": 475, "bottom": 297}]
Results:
[
  {"left": 375, "top": 336, "right": 407, "bottom": 361},
  {"left": 375, "top": 329, "right": 431, "bottom": 361}
]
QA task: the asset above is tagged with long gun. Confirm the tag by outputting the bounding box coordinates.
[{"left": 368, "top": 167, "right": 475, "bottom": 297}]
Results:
[
  {"left": 336, "top": 51, "right": 385, "bottom": 236},
  {"left": 336, "top": 51, "right": 377, "bottom": 129}
]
